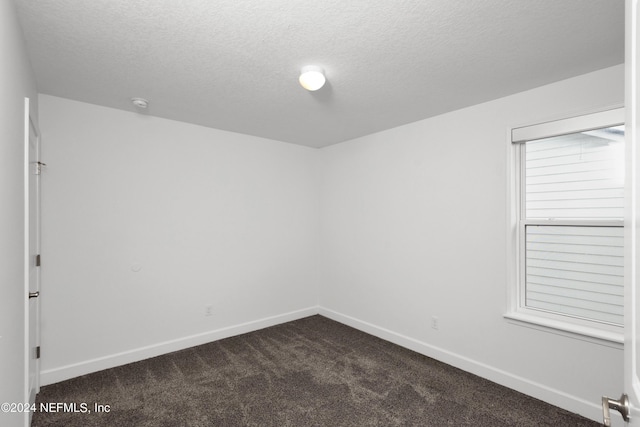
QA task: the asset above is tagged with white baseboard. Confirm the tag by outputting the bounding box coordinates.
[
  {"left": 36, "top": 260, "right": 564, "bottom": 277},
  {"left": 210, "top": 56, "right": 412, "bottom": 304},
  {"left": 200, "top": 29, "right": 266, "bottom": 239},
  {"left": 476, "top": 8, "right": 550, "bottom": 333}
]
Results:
[
  {"left": 40, "top": 305, "right": 608, "bottom": 425},
  {"left": 40, "top": 306, "right": 320, "bottom": 386},
  {"left": 317, "top": 307, "right": 605, "bottom": 425}
]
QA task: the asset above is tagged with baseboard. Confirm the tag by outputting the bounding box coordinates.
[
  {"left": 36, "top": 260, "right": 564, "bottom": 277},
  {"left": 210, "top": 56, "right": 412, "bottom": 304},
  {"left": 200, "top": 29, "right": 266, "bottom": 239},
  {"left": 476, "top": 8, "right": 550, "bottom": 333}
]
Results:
[
  {"left": 40, "top": 305, "right": 608, "bottom": 425},
  {"left": 317, "top": 307, "right": 605, "bottom": 425},
  {"left": 40, "top": 306, "right": 320, "bottom": 386}
]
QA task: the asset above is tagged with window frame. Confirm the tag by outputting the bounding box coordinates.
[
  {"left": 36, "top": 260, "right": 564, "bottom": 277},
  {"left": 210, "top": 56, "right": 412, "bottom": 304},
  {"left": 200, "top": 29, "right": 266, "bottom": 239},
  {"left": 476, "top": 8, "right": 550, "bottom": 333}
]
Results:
[{"left": 506, "top": 107, "right": 625, "bottom": 345}]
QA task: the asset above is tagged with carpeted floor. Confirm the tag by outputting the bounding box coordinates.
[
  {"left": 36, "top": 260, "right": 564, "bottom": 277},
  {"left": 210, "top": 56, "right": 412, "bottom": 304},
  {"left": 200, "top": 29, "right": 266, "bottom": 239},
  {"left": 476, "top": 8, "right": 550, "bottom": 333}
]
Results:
[{"left": 32, "top": 315, "right": 600, "bottom": 426}]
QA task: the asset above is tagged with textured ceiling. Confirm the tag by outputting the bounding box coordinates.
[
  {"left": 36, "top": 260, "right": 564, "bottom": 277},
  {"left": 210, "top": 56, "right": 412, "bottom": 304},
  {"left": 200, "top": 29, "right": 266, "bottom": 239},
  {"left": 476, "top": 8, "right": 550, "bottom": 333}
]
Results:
[{"left": 15, "top": 0, "right": 624, "bottom": 148}]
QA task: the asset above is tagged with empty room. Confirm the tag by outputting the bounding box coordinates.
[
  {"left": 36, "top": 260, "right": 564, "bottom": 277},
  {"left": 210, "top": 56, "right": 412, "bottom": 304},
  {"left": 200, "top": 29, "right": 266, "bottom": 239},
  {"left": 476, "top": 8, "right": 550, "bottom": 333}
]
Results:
[{"left": 3, "top": 1, "right": 640, "bottom": 426}]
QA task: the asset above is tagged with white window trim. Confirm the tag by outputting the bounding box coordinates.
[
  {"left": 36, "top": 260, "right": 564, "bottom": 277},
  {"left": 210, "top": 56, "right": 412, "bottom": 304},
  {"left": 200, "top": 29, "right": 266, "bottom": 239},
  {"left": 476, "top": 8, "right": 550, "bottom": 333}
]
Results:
[{"left": 505, "top": 106, "right": 625, "bottom": 347}]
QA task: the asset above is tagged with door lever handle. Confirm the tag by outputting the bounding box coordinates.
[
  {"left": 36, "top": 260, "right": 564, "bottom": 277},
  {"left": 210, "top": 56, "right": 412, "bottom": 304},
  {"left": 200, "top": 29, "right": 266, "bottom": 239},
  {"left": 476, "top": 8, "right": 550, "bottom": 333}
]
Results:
[
  {"left": 28, "top": 291, "right": 39, "bottom": 299},
  {"left": 602, "top": 393, "right": 629, "bottom": 426}
]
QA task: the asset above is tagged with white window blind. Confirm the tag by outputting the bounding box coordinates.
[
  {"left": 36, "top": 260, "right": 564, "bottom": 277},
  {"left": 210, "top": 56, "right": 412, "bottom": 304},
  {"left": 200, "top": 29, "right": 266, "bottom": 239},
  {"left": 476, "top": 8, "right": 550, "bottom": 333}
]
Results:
[
  {"left": 514, "top": 110, "right": 625, "bottom": 328},
  {"left": 525, "top": 225, "right": 624, "bottom": 325},
  {"left": 525, "top": 128, "right": 625, "bottom": 220}
]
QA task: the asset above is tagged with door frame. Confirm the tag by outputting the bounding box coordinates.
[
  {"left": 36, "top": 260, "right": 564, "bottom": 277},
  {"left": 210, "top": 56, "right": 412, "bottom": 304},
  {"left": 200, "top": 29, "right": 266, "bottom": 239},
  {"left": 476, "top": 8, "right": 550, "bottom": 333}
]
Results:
[{"left": 24, "top": 96, "right": 41, "bottom": 427}]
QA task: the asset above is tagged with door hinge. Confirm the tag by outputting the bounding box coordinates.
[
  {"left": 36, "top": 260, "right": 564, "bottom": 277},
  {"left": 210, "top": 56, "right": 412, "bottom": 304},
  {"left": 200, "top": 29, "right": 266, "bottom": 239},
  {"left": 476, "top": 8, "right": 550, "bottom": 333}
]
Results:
[
  {"left": 35, "top": 161, "right": 46, "bottom": 175},
  {"left": 35, "top": 346, "right": 40, "bottom": 359},
  {"left": 35, "top": 254, "right": 41, "bottom": 267}
]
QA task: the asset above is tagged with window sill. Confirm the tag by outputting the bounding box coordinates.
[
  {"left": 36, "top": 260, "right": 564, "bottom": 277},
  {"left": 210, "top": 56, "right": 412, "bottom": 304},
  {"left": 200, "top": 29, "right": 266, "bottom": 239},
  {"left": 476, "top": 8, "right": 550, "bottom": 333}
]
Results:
[{"left": 504, "top": 312, "right": 623, "bottom": 349}]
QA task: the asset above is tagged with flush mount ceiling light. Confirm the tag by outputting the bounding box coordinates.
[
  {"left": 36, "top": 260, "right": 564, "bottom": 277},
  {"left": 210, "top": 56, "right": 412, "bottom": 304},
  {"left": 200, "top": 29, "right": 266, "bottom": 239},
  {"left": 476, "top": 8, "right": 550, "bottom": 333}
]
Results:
[
  {"left": 299, "top": 66, "right": 326, "bottom": 91},
  {"left": 131, "top": 97, "right": 149, "bottom": 109}
]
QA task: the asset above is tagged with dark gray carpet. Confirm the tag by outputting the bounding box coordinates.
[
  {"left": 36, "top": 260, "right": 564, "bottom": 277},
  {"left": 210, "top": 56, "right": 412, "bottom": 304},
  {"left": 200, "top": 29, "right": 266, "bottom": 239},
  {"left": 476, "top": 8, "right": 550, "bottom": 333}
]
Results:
[{"left": 32, "top": 315, "right": 599, "bottom": 426}]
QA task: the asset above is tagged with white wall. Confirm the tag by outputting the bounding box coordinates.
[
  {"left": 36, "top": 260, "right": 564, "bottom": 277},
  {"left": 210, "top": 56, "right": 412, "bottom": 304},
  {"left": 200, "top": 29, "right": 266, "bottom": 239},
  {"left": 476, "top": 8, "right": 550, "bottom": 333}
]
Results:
[
  {"left": 319, "top": 64, "right": 625, "bottom": 423},
  {"left": 39, "top": 95, "right": 320, "bottom": 384},
  {"left": 37, "top": 64, "right": 626, "bottom": 423},
  {"left": 0, "top": 1, "right": 38, "bottom": 427}
]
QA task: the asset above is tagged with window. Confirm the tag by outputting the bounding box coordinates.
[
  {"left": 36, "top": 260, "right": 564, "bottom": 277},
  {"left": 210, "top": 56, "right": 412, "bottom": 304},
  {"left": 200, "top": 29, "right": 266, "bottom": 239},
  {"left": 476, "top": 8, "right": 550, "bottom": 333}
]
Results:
[{"left": 508, "top": 108, "right": 625, "bottom": 341}]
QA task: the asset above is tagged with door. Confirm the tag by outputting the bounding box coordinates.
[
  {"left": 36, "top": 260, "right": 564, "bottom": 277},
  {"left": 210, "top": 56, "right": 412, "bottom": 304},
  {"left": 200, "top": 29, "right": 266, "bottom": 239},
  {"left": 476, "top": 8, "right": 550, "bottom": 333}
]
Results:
[
  {"left": 25, "top": 97, "right": 41, "bottom": 426},
  {"left": 626, "top": 1, "right": 640, "bottom": 426}
]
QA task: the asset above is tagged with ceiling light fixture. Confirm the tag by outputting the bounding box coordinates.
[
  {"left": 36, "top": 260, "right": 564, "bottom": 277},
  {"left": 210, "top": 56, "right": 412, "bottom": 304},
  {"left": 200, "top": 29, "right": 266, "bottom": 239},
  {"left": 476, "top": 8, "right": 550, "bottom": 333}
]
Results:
[
  {"left": 299, "top": 66, "right": 326, "bottom": 91},
  {"left": 131, "top": 97, "right": 149, "bottom": 109}
]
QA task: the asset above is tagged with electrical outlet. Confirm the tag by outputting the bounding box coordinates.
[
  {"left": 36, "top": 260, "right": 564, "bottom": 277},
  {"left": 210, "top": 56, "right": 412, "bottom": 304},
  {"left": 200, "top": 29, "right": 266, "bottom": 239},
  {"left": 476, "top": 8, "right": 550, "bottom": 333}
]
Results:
[
  {"left": 431, "top": 316, "right": 439, "bottom": 330},
  {"left": 205, "top": 305, "right": 213, "bottom": 317}
]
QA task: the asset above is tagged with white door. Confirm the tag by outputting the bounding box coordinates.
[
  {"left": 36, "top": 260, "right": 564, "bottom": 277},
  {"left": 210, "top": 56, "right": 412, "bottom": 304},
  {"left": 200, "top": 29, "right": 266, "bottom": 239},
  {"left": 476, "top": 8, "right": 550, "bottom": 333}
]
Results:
[
  {"left": 25, "top": 97, "right": 41, "bottom": 427},
  {"left": 625, "top": 1, "right": 640, "bottom": 426}
]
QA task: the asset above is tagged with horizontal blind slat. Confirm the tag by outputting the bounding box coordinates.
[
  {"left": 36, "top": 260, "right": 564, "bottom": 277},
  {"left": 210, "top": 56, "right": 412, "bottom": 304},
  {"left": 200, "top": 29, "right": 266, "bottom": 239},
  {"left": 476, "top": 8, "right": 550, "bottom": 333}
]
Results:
[
  {"left": 526, "top": 146, "right": 622, "bottom": 163},
  {"left": 527, "top": 251, "right": 623, "bottom": 267},
  {"left": 527, "top": 198, "right": 624, "bottom": 210},
  {"left": 526, "top": 226, "right": 624, "bottom": 236},
  {"left": 526, "top": 170, "right": 622, "bottom": 185},
  {"left": 525, "top": 299, "right": 623, "bottom": 325},
  {"left": 527, "top": 234, "right": 623, "bottom": 247},
  {"left": 527, "top": 180, "right": 625, "bottom": 194},
  {"left": 526, "top": 258, "right": 624, "bottom": 276},
  {"left": 526, "top": 188, "right": 624, "bottom": 201},
  {"left": 526, "top": 274, "right": 622, "bottom": 294},
  {"left": 527, "top": 284, "right": 623, "bottom": 307},
  {"left": 527, "top": 241, "right": 623, "bottom": 257},
  {"left": 527, "top": 266, "right": 622, "bottom": 286}
]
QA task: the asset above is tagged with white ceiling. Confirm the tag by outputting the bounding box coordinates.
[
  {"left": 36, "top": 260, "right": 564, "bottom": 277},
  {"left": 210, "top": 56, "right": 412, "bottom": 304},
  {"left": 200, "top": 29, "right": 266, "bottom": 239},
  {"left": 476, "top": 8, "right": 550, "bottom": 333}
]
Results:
[{"left": 14, "top": 0, "right": 624, "bottom": 148}]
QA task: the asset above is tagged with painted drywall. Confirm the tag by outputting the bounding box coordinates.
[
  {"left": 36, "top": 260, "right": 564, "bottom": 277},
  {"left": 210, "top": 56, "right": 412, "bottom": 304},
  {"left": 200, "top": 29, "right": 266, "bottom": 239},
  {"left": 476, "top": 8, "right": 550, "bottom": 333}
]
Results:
[
  {"left": 0, "top": 1, "right": 38, "bottom": 427},
  {"left": 38, "top": 95, "right": 320, "bottom": 384},
  {"left": 37, "top": 64, "right": 626, "bottom": 423},
  {"left": 319, "top": 64, "right": 625, "bottom": 424}
]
